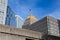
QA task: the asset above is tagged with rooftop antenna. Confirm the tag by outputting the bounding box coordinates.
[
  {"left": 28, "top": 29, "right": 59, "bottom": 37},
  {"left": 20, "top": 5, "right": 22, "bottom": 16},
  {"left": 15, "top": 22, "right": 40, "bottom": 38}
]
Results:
[{"left": 29, "top": 9, "right": 32, "bottom": 16}]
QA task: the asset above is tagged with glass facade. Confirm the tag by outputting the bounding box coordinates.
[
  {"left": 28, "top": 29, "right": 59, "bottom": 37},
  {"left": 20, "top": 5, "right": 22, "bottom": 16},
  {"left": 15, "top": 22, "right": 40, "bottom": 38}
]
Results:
[
  {"left": 15, "top": 15, "right": 23, "bottom": 28},
  {"left": 0, "top": 0, "right": 8, "bottom": 24},
  {"left": 0, "top": 0, "right": 22, "bottom": 28},
  {"left": 5, "top": 6, "right": 16, "bottom": 27}
]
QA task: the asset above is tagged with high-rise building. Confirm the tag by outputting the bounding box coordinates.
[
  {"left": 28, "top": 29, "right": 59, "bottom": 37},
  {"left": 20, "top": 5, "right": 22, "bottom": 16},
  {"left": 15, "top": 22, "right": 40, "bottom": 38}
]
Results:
[
  {"left": 15, "top": 15, "right": 23, "bottom": 28},
  {"left": 5, "top": 6, "right": 16, "bottom": 27},
  {"left": 0, "top": 0, "right": 17, "bottom": 27},
  {"left": 23, "top": 16, "right": 60, "bottom": 37},
  {"left": 0, "top": 0, "right": 8, "bottom": 24},
  {"left": 0, "top": 0, "right": 23, "bottom": 27}
]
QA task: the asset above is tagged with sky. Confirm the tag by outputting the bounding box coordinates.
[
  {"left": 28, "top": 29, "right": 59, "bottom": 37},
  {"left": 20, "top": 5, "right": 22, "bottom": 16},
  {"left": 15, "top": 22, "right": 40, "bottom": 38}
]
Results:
[{"left": 8, "top": 0, "right": 60, "bottom": 20}]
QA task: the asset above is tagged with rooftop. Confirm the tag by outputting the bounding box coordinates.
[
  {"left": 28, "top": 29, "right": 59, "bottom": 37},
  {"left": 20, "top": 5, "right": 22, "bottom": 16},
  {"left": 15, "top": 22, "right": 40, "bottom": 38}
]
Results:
[{"left": 0, "top": 24, "right": 44, "bottom": 39}]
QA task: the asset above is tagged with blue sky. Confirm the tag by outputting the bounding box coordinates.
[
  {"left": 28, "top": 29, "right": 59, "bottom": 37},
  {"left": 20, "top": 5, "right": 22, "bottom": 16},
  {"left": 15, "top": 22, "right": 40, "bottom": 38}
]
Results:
[{"left": 8, "top": 0, "right": 60, "bottom": 20}]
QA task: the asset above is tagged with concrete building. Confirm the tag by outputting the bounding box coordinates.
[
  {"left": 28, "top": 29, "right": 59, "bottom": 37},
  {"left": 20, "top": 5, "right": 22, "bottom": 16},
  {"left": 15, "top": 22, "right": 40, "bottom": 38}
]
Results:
[
  {"left": 23, "top": 16, "right": 60, "bottom": 37},
  {"left": 5, "top": 6, "right": 16, "bottom": 27},
  {"left": 0, "top": 24, "right": 60, "bottom": 40},
  {"left": 0, "top": 24, "right": 44, "bottom": 40},
  {"left": 15, "top": 15, "right": 23, "bottom": 28},
  {"left": 58, "top": 20, "right": 60, "bottom": 36},
  {"left": 0, "top": 0, "right": 8, "bottom": 24}
]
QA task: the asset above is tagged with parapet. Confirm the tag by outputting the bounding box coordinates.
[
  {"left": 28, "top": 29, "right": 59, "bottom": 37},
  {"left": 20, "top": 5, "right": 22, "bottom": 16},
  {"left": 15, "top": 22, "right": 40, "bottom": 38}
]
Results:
[{"left": 0, "top": 24, "right": 44, "bottom": 39}]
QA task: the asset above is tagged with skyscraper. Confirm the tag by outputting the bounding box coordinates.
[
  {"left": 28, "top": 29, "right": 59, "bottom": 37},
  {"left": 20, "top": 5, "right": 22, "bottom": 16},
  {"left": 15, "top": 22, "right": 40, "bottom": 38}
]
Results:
[
  {"left": 5, "top": 6, "right": 16, "bottom": 27},
  {"left": 15, "top": 15, "right": 23, "bottom": 28},
  {"left": 0, "top": 0, "right": 8, "bottom": 24},
  {"left": 0, "top": 0, "right": 24, "bottom": 27}
]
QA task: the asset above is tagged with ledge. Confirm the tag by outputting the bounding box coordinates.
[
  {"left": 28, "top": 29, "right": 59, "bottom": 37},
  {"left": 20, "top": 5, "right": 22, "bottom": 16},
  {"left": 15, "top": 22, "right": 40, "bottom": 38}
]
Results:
[{"left": 0, "top": 24, "right": 44, "bottom": 39}]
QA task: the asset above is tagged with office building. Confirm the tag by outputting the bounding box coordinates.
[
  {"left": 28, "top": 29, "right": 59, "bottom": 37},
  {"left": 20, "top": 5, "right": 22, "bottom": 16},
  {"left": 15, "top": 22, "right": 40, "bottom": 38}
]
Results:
[
  {"left": 0, "top": 0, "right": 8, "bottom": 24},
  {"left": 15, "top": 15, "right": 23, "bottom": 28},
  {"left": 5, "top": 6, "right": 16, "bottom": 27},
  {"left": 0, "top": 0, "right": 16, "bottom": 27}
]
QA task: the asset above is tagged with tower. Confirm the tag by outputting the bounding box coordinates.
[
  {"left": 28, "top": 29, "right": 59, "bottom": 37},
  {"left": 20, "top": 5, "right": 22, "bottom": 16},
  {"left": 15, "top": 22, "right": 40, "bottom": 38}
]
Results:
[
  {"left": 0, "top": 0, "right": 8, "bottom": 24},
  {"left": 22, "top": 9, "right": 37, "bottom": 29},
  {"left": 0, "top": 0, "right": 17, "bottom": 27},
  {"left": 15, "top": 15, "right": 23, "bottom": 28},
  {"left": 5, "top": 6, "right": 16, "bottom": 27}
]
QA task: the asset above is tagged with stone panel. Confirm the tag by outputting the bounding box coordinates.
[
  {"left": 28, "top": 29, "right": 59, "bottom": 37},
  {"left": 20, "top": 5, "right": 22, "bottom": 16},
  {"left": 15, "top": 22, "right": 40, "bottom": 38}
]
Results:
[{"left": 0, "top": 33, "right": 25, "bottom": 40}]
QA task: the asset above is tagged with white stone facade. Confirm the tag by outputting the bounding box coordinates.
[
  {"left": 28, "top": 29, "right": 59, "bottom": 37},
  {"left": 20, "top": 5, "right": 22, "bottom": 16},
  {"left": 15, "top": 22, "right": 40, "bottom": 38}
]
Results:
[{"left": 0, "top": 0, "right": 8, "bottom": 24}]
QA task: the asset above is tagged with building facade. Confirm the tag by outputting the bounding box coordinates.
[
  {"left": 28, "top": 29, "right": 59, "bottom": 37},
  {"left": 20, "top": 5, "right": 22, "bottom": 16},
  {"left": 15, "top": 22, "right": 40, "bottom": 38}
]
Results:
[
  {"left": 5, "top": 6, "right": 16, "bottom": 27},
  {"left": 47, "top": 16, "right": 59, "bottom": 36},
  {"left": 15, "top": 15, "right": 23, "bottom": 28},
  {"left": 23, "top": 16, "right": 60, "bottom": 37},
  {"left": 58, "top": 20, "right": 60, "bottom": 36},
  {"left": 0, "top": 0, "right": 8, "bottom": 24}
]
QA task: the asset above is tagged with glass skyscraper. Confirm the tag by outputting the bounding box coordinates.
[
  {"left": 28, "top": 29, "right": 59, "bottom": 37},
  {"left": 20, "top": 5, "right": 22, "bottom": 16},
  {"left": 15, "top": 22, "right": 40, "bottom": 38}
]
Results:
[
  {"left": 5, "top": 6, "right": 16, "bottom": 27},
  {"left": 15, "top": 15, "right": 23, "bottom": 28},
  {"left": 0, "top": 0, "right": 23, "bottom": 27}
]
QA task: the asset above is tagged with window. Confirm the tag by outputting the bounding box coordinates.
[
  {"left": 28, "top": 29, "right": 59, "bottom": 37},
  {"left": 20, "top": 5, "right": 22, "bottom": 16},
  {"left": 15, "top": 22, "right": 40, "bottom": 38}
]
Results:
[
  {"left": 26, "top": 38, "right": 33, "bottom": 40},
  {"left": 1, "top": 12, "right": 4, "bottom": 15},
  {"left": 0, "top": 12, "right": 4, "bottom": 16}
]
